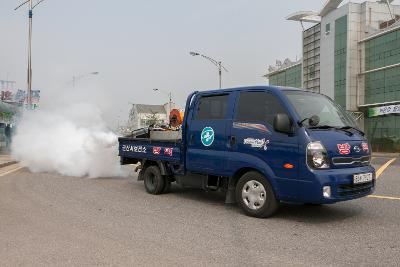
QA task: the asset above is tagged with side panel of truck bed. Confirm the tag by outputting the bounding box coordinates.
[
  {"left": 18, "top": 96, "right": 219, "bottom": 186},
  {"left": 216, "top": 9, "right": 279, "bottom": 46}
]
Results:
[{"left": 118, "top": 137, "right": 181, "bottom": 163}]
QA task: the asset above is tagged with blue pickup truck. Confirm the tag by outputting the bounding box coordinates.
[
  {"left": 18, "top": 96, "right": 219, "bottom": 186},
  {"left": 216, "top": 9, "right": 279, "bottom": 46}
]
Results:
[{"left": 119, "top": 86, "right": 375, "bottom": 218}]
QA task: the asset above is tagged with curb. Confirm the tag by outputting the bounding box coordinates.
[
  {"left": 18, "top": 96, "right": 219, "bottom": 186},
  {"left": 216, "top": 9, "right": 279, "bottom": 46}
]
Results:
[
  {"left": 0, "top": 161, "right": 17, "bottom": 169},
  {"left": 372, "top": 153, "right": 400, "bottom": 158}
]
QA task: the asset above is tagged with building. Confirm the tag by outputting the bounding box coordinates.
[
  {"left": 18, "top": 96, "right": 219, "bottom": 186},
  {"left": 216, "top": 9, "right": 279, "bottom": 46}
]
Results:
[
  {"left": 128, "top": 103, "right": 175, "bottom": 130},
  {"left": 0, "top": 101, "right": 21, "bottom": 151},
  {"left": 0, "top": 80, "right": 16, "bottom": 91},
  {"left": 267, "top": 59, "right": 302, "bottom": 88},
  {"left": 266, "top": 0, "right": 400, "bottom": 152}
]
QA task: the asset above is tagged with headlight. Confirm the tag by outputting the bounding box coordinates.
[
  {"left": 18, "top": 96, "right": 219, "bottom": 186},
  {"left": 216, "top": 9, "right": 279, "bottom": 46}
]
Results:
[{"left": 307, "top": 141, "right": 329, "bottom": 169}]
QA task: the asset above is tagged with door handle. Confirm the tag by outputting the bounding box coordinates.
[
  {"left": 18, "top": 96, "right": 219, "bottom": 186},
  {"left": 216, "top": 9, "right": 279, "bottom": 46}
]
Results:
[
  {"left": 229, "top": 136, "right": 236, "bottom": 147},
  {"left": 189, "top": 134, "right": 194, "bottom": 145}
]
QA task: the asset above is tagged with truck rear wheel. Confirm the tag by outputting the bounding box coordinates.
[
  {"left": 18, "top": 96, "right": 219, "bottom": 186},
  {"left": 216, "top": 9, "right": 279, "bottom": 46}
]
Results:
[
  {"left": 162, "top": 176, "right": 172, "bottom": 193},
  {"left": 143, "top": 166, "right": 165, "bottom": 195},
  {"left": 235, "top": 171, "right": 279, "bottom": 218}
]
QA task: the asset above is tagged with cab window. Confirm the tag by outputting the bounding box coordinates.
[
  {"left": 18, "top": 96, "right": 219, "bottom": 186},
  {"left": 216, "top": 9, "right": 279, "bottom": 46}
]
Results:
[
  {"left": 235, "top": 92, "right": 286, "bottom": 125},
  {"left": 195, "top": 94, "right": 229, "bottom": 120}
]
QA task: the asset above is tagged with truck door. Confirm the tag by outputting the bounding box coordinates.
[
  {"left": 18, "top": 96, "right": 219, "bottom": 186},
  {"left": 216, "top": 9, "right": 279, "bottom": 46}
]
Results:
[
  {"left": 186, "top": 93, "right": 232, "bottom": 176},
  {"left": 227, "top": 91, "right": 300, "bottom": 200}
]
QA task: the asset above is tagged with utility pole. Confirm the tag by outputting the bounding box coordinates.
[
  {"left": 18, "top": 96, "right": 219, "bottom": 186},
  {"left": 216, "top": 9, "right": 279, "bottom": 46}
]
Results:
[
  {"left": 28, "top": 0, "right": 33, "bottom": 107},
  {"left": 153, "top": 88, "right": 173, "bottom": 116},
  {"left": 168, "top": 91, "right": 172, "bottom": 116},
  {"left": 217, "top": 61, "right": 222, "bottom": 89},
  {"left": 15, "top": 0, "right": 46, "bottom": 109},
  {"left": 190, "top": 51, "right": 228, "bottom": 89}
]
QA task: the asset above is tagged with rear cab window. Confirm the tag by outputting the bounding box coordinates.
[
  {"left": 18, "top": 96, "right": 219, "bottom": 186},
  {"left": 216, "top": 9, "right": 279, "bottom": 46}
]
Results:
[{"left": 195, "top": 94, "right": 229, "bottom": 120}]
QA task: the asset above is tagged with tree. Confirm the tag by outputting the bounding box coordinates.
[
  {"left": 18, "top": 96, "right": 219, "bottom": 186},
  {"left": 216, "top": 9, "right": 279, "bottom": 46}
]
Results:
[{"left": 145, "top": 112, "right": 159, "bottom": 127}]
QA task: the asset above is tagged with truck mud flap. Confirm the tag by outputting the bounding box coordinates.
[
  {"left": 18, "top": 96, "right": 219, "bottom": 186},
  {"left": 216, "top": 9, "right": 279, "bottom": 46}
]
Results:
[
  {"left": 225, "top": 189, "right": 236, "bottom": 204},
  {"left": 225, "top": 178, "right": 237, "bottom": 204},
  {"left": 157, "top": 161, "right": 169, "bottom": 176}
]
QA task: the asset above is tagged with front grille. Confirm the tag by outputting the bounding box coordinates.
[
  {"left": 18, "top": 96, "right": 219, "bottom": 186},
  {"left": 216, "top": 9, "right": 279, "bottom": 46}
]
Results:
[
  {"left": 337, "top": 181, "right": 374, "bottom": 197},
  {"left": 332, "top": 156, "right": 370, "bottom": 166}
]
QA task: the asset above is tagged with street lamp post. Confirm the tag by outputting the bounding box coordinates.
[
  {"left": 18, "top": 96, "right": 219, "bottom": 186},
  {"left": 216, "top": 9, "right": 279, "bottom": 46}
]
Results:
[
  {"left": 71, "top": 72, "right": 99, "bottom": 89},
  {"left": 15, "top": 0, "right": 46, "bottom": 108},
  {"left": 153, "top": 88, "right": 173, "bottom": 116},
  {"left": 190, "top": 51, "right": 228, "bottom": 89}
]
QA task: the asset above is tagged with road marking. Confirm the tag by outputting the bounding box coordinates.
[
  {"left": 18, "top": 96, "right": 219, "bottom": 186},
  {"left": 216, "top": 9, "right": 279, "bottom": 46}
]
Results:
[
  {"left": 0, "top": 165, "right": 24, "bottom": 177},
  {"left": 368, "top": 195, "right": 400, "bottom": 201},
  {"left": 376, "top": 158, "right": 397, "bottom": 179}
]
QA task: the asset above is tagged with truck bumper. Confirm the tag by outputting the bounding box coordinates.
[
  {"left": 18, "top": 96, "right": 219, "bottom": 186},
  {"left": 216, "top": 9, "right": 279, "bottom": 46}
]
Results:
[{"left": 294, "top": 165, "right": 376, "bottom": 204}]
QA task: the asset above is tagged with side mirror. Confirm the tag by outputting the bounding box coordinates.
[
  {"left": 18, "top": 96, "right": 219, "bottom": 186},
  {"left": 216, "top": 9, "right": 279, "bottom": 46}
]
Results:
[
  {"left": 273, "top": 113, "right": 293, "bottom": 134},
  {"left": 309, "top": 115, "right": 320, "bottom": 127}
]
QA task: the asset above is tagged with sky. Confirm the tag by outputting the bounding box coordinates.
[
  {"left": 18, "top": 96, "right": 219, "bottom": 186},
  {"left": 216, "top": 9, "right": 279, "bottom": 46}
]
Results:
[{"left": 0, "top": 0, "right": 398, "bottom": 126}]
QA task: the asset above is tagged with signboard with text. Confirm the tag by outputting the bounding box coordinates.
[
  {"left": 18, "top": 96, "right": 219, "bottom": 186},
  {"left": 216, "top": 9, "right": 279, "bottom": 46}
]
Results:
[{"left": 368, "top": 104, "right": 400, "bottom": 117}]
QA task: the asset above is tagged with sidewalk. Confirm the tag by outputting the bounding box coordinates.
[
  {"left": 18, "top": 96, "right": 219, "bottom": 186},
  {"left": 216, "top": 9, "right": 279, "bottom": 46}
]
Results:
[
  {"left": 0, "top": 154, "right": 17, "bottom": 168},
  {"left": 372, "top": 152, "right": 400, "bottom": 158}
]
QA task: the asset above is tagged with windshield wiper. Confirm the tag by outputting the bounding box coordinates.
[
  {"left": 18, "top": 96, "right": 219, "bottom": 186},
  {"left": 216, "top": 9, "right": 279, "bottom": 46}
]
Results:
[
  {"left": 340, "top": 126, "right": 365, "bottom": 136},
  {"left": 308, "top": 125, "right": 354, "bottom": 136},
  {"left": 308, "top": 125, "right": 335, "bottom": 130},
  {"left": 298, "top": 117, "right": 309, "bottom": 126},
  {"left": 298, "top": 115, "right": 320, "bottom": 127}
]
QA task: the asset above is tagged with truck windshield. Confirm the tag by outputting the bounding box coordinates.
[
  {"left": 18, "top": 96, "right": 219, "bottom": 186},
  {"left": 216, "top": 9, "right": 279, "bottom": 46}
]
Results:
[{"left": 284, "top": 91, "right": 357, "bottom": 128}]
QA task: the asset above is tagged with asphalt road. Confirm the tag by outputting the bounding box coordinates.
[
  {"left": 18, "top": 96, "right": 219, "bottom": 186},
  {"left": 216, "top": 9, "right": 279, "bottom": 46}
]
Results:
[{"left": 0, "top": 157, "right": 399, "bottom": 267}]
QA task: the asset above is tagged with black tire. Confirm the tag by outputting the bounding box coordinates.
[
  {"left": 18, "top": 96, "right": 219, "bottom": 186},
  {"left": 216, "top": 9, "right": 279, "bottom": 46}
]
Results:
[
  {"left": 143, "top": 166, "right": 165, "bottom": 195},
  {"left": 162, "top": 176, "right": 172, "bottom": 194},
  {"left": 235, "top": 171, "right": 279, "bottom": 218}
]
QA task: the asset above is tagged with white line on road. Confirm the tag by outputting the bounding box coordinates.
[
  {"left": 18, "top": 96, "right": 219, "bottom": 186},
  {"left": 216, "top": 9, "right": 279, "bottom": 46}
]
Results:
[
  {"left": 368, "top": 195, "right": 400, "bottom": 201},
  {"left": 0, "top": 165, "right": 24, "bottom": 177},
  {"left": 376, "top": 158, "right": 397, "bottom": 179}
]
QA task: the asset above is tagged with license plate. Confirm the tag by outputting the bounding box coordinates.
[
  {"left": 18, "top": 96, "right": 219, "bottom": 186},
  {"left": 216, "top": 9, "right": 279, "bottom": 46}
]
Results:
[{"left": 353, "top": 173, "right": 373, "bottom": 184}]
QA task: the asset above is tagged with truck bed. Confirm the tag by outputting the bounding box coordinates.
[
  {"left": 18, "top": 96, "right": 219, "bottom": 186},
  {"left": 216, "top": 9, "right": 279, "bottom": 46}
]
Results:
[{"left": 118, "top": 136, "right": 182, "bottom": 163}]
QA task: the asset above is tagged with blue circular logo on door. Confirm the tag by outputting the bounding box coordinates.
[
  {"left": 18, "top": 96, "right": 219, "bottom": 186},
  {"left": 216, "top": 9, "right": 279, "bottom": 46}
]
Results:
[{"left": 201, "top": 127, "right": 214, "bottom": 147}]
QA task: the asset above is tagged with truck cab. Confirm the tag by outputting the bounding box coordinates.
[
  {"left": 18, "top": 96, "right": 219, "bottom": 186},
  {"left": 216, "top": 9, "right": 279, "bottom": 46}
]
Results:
[{"left": 119, "top": 86, "right": 375, "bottom": 218}]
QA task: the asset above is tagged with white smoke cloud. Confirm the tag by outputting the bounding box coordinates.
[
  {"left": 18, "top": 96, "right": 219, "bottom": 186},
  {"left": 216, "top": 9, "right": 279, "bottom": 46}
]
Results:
[{"left": 11, "top": 102, "right": 129, "bottom": 178}]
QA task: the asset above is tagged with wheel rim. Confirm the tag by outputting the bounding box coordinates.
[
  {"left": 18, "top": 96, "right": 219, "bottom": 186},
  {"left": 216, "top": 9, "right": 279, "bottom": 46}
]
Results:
[{"left": 242, "top": 180, "right": 267, "bottom": 210}]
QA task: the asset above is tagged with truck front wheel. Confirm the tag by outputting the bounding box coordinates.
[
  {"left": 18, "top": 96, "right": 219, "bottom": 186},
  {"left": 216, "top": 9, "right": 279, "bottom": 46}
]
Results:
[
  {"left": 143, "top": 166, "right": 165, "bottom": 195},
  {"left": 235, "top": 171, "right": 279, "bottom": 218}
]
